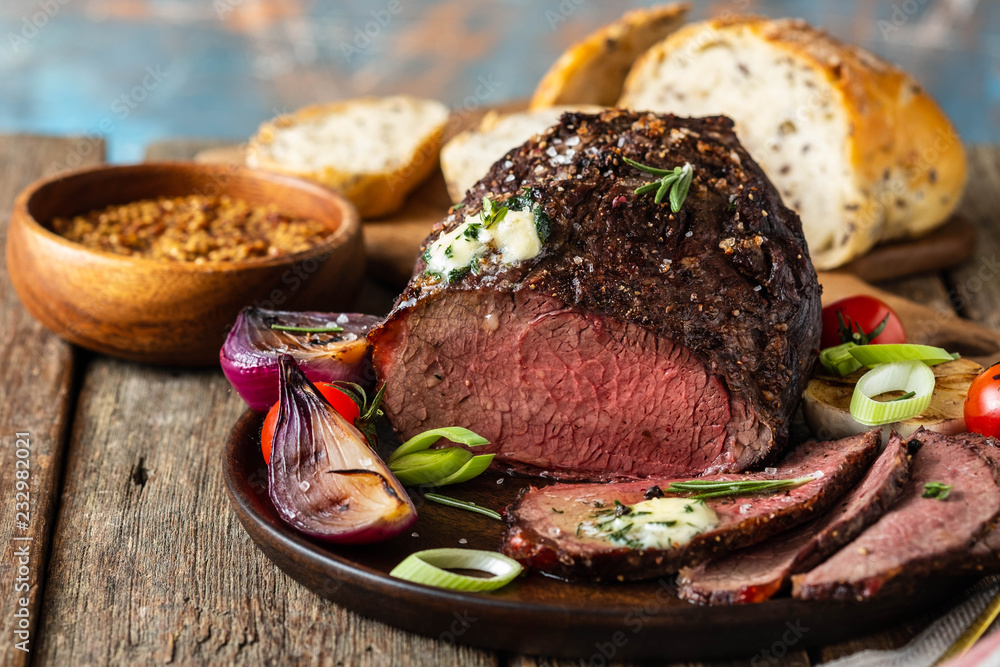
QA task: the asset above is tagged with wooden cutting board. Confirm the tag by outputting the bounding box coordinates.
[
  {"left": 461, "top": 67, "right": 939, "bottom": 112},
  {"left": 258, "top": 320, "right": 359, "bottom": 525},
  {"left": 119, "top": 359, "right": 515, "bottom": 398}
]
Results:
[{"left": 195, "top": 142, "right": 976, "bottom": 289}]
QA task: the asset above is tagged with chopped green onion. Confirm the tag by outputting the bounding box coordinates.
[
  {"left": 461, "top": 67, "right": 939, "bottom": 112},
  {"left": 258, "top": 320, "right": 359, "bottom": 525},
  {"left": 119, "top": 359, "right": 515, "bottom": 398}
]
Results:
[
  {"left": 388, "top": 427, "right": 490, "bottom": 463},
  {"left": 665, "top": 473, "right": 821, "bottom": 500},
  {"left": 923, "top": 481, "right": 952, "bottom": 500},
  {"left": 424, "top": 493, "right": 502, "bottom": 521},
  {"left": 390, "top": 548, "right": 522, "bottom": 592},
  {"left": 389, "top": 449, "right": 474, "bottom": 486},
  {"left": 848, "top": 344, "right": 957, "bottom": 368},
  {"left": 820, "top": 342, "right": 863, "bottom": 376},
  {"left": 849, "top": 360, "right": 935, "bottom": 426}
]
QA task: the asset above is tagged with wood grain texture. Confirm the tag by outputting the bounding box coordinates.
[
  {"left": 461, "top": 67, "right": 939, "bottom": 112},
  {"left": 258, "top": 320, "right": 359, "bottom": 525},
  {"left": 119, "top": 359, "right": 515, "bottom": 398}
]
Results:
[
  {"left": 31, "top": 141, "right": 497, "bottom": 666},
  {"left": 0, "top": 135, "right": 104, "bottom": 666}
]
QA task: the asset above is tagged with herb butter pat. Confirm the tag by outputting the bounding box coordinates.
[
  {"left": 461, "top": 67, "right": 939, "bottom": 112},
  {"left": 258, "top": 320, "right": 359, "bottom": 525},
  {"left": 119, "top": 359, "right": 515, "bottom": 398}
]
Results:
[
  {"left": 579, "top": 498, "right": 719, "bottom": 550},
  {"left": 424, "top": 197, "right": 546, "bottom": 281}
]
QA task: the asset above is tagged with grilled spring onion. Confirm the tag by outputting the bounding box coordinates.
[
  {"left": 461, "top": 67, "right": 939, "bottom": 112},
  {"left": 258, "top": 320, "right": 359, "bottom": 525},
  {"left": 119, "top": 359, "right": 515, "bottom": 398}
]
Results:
[
  {"left": 664, "top": 472, "right": 822, "bottom": 500},
  {"left": 818, "top": 342, "right": 958, "bottom": 377},
  {"left": 820, "top": 342, "right": 863, "bottom": 376},
  {"left": 848, "top": 343, "right": 958, "bottom": 368},
  {"left": 388, "top": 427, "right": 495, "bottom": 487},
  {"left": 849, "top": 359, "right": 936, "bottom": 426},
  {"left": 390, "top": 548, "right": 522, "bottom": 592}
]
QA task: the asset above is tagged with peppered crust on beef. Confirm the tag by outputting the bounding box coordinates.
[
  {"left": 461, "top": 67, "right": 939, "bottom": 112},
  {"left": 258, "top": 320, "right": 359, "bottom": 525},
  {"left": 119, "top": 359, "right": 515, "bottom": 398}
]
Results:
[{"left": 369, "top": 110, "right": 822, "bottom": 481}]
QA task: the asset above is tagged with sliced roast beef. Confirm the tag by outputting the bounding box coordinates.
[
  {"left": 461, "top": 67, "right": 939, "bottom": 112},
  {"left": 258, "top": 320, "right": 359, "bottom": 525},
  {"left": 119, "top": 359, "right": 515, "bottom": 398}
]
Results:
[
  {"left": 502, "top": 433, "right": 877, "bottom": 581},
  {"left": 792, "top": 428, "right": 1000, "bottom": 601},
  {"left": 369, "top": 110, "right": 821, "bottom": 482},
  {"left": 678, "top": 430, "right": 910, "bottom": 604},
  {"left": 955, "top": 434, "right": 1000, "bottom": 572}
]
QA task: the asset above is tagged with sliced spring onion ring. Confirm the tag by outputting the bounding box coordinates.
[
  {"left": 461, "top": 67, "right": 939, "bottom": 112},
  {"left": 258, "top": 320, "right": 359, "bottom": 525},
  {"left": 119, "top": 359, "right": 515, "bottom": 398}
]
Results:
[
  {"left": 849, "top": 360, "right": 935, "bottom": 425},
  {"left": 388, "top": 427, "right": 490, "bottom": 463},
  {"left": 848, "top": 343, "right": 958, "bottom": 368},
  {"left": 819, "top": 342, "right": 862, "bottom": 376},
  {"left": 390, "top": 548, "right": 522, "bottom": 592}
]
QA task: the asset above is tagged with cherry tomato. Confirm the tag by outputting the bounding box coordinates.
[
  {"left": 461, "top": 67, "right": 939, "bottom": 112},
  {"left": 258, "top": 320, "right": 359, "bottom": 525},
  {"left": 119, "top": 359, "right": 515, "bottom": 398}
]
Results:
[
  {"left": 260, "top": 383, "right": 361, "bottom": 464},
  {"left": 820, "top": 295, "right": 906, "bottom": 349},
  {"left": 965, "top": 363, "right": 1000, "bottom": 439}
]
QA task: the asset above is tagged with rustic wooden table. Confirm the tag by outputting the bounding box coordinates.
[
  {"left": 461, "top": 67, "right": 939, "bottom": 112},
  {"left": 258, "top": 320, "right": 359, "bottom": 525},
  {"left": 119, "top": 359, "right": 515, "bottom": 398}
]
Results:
[{"left": 1, "top": 134, "right": 999, "bottom": 666}]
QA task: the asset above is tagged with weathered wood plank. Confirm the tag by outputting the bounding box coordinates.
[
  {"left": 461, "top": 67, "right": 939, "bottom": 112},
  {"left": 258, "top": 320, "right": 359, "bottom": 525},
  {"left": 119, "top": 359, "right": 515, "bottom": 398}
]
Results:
[
  {"left": 32, "top": 142, "right": 497, "bottom": 665},
  {"left": 0, "top": 135, "right": 104, "bottom": 665}
]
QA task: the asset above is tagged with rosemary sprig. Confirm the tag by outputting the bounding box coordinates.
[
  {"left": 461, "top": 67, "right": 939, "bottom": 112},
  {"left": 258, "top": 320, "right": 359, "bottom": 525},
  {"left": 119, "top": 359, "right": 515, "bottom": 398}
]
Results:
[
  {"left": 270, "top": 324, "right": 344, "bottom": 334},
  {"left": 624, "top": 157, "right": 694, "bottom": 213},
  {"left": 923, "top": 481, "right": 952, "bottom": 500},
  {"left": 665, "top": 473, "right": 821, "bottom": 500},
  {"left": 891, "top": 391, "right": 917, "bottom": 402},
  {"left": 425, "top": 493, "right": 502, "bottom": 521}
]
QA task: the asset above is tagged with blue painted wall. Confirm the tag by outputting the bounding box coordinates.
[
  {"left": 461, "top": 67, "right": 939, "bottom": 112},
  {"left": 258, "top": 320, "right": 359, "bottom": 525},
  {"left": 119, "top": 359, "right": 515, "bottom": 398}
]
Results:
[{"left": 1, "top": 0, "right": 995, "bottom": 162}]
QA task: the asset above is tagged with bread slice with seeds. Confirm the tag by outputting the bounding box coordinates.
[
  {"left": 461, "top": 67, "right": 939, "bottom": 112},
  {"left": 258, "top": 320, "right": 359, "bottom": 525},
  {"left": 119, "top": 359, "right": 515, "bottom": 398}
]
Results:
[
  {"left": 247, "top": 96, "right": 449, "bottom": 219},
  {"left": 619, "top": 17, "right": 967, "bottom": 269}
]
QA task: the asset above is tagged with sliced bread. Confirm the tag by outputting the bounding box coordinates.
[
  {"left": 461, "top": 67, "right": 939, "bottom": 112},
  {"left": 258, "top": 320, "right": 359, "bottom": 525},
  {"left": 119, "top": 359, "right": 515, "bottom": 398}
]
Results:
[
  {"left": 247, "top": 96, "right": 450, "bottom": 219},
  {"left": 619, "top": 17, "right": 967, "bottom": 269},
  {"left": 529, "top": 3, "right": 689, "bottom": 110},
  {"left": 440, "top": 105, "right": 604, "bottom": 202}
]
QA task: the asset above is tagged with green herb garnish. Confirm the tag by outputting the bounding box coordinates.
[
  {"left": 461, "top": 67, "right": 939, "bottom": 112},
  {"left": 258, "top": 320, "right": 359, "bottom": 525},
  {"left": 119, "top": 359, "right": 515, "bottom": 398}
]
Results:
[
  {"left": 444, "top": 245, "right": 454, "bottom": 258},
  {"left": 624, "top": 158, "right": 694, "bottom": 213},
  {"left": 424, "top": 493, "right": 502, "bottom": 520},
  {"left": 664, "top": 473, "right": 820, "bottom": 500},
  {"left": 270, "top": 324, "right": 344, "bottom": 334},
  {"left": 923, "top": 482, "right": 952, "bottom": 500},
  {"left": 480, "top": 197, "right": 509, "bottom": 228},
  {"left": 552, "top": 508, "right": 564, "bottom": 514},
  {"left": 891, "top": 391, "right": 917, "bottom": 402}
]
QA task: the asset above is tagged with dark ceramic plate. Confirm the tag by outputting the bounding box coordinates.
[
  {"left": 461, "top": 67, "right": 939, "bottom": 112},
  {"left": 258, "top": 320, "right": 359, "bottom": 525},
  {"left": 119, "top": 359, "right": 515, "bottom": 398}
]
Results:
[{"left": 223, "top": 410, "right": 967, "bottom": 661}]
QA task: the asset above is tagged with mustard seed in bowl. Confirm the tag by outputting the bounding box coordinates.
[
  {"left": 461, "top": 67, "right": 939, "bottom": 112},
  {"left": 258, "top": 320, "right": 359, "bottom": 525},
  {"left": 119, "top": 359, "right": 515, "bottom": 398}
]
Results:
[{"left": 51, "top": 195, "right": 331, "bottom": 263}]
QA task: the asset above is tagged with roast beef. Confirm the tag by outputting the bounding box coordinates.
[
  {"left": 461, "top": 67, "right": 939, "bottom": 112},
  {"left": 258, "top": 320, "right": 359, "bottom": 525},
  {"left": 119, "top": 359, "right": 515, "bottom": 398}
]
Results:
[
  {"left": 678, "top": 430, "right": 909, "bottom": 604},
  {"left": 501, "top": 433, "right": 878, "bottom": 581},
  {"left": 792, "top": 428, "right": 1000, "bottom": 601},
  {"left": 955, "top": 434, "right": 1000, "bottom": 572},
  {"left": 369, "top": 110, "right": 821, "bottom": 481}
]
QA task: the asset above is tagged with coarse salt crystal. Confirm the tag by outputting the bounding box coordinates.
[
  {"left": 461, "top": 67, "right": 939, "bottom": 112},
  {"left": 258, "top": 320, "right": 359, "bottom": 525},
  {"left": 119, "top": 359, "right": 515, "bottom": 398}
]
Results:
[
  {"left": 765, "top": 467, "right": 777, "bottom": 475},
  {"left": 459, "top": 538, "right": 468, "bottom": 545},
  {"left": 505, "top": 173, "right": 515, "bottom": 182},
  {"left": 336, "top": 313, "right": 349, "bottom": 324},
  {"left": 411, "top": 532, "right": 419, "bottom": 538},
  {"left": 496, "top": 478, "right": 504, "bottom": 484}
]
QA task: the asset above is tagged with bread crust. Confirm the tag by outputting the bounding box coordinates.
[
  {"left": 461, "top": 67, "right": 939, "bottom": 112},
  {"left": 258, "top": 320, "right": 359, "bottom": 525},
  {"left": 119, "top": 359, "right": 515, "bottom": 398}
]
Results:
[
  {"left": 621, "top": 17, "right": 967, "bottom": 268},
  {"left": 529, "top": 3, "right": 689, "bottom": 110},
  {"left": 247, "top": 98, "right": 447, "bottom": 219}
]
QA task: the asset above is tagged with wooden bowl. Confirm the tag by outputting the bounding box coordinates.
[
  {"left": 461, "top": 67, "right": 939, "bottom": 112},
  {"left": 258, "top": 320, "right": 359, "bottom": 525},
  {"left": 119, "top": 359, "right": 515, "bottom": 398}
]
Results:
[{"left": 6, "top": 162, "right": 364, "bottom": 366}]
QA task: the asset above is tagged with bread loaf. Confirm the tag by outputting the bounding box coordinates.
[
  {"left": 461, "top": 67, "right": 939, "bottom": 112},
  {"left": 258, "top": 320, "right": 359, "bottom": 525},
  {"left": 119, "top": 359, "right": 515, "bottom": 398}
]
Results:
[
  {"left": 247, "top": 96, "right": 449, "bottom": 219},
  {"left": 619, "top": 17, "right": 967, "bottom": 269},
  {"left": 530, "top": 3, "right": 688, "bottom": 110}
]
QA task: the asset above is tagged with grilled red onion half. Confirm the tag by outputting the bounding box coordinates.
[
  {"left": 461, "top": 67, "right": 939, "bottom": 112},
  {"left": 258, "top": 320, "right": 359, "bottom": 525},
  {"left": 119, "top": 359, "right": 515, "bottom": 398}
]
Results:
[
  {"left": 221, "top": 307, "right": 381, "bottom": 412},
  {"left": 269, "top": 355, "right": 416, "bottom": 543}
]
